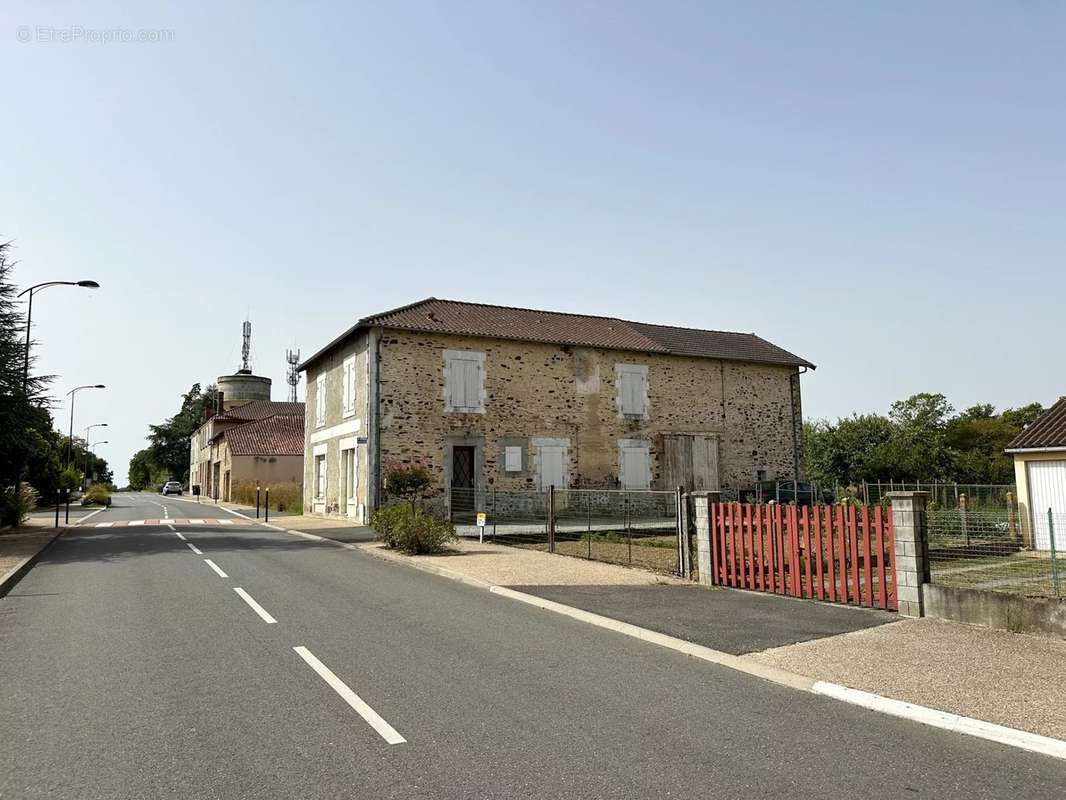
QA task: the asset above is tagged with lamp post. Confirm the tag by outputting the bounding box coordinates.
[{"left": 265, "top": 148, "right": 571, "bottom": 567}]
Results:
[
  {"left": 83, "top": 423, "right": 108, "bottom": 490},
  {"left": 11, "top": 280, "right": 99, "bottom": 528},
  {"left": 17, "top": 280, "right": 100, "bottom": 391},
  {"left": 85, "top": 440, "right": 108, "bottom": 490},
  {"left": 62, "top": 384, "right": 106, "bottom": 524}
]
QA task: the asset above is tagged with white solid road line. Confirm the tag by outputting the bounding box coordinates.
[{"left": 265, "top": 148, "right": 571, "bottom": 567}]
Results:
[
  {"left": 292, "top": 646, "right": 406, "bottom": 745},
  {"left": 75, "top": 508, "right": 105, "bottom": 526},
  {"left": 233, "top": 587, "right": 277, "bottom": 624},
  {"left": 204, "top": 559, "right": 229, "bottom": 578},
  {"left": 186, "top": 542, "right": 203, "bottom": 556}
]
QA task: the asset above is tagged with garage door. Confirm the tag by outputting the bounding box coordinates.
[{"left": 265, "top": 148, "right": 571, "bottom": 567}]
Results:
[{"left": 1027, "top": 460, "right": 1066, "bottom": 550}]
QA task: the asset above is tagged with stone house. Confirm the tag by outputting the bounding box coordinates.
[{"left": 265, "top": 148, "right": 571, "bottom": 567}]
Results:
[
  {"left": 189, "top": 399, "right": 305, "bottom": 501},
  {"left": 298, "top": 298, "right": 814, "bottom": 523}
]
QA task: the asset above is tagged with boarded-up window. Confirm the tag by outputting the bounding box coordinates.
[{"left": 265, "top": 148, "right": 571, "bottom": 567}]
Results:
[
  {"left": 342, "top": 356, "right": 356, "bottom": 417},
  {"left": 504, "top": 445, "right": 523, "bottom": 472},
  {"left": 315, "top": 375, "right": 326, "bottom": 427},
  {"left": 615, "top": 364, "right": 648, "bottom": 417},
  {"left": 534, "top": 439, "right": 568, "bottom": 490},
  {"left": 619, "top": 440, "right": 651, "bottom": 489},
  {"left": 444, "top": 350, "right": 485, "bottom": 413}
]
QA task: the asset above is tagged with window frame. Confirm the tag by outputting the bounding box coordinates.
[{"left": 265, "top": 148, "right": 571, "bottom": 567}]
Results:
[
  {"left": 615, "top": 363, "right": 649, "bottom": 418},
  {"left": 342, "top": 356, "right": 357, "bottom": 418},
  {"left": 618, "top": 439, "right": 652, "bottom": 489}
]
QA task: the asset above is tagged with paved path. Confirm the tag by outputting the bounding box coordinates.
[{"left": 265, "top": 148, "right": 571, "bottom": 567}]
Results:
[{"left": 2, "top": 492, "right": 1065, "bottom": 798}]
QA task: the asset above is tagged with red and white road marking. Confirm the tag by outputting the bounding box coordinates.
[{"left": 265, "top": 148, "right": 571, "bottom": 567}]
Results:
[{"left": 92, "top": 518, "right": 255, "bottom": 528}]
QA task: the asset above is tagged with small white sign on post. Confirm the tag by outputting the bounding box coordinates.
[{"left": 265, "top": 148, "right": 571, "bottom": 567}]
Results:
[{"left": 476, "top": 512, "right": 486, "bottom": 543}]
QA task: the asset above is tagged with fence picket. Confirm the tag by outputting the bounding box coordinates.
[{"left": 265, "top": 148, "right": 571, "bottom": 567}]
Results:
[
  {"left": 886, "top": 507, "right": 897, "bottom": 608},
  {"left": 836, "top": 505, "right": 848, "bottom": 603},
  {"left": 754, "top": 505, "right": 765, "bottom": 591},
  {"left": 802, "top": 506, "right": 813, "bottom": 599},
  {"left": 849, "top": 505, "right": 861, "bottom": 605},
  {"left": 875, "top": 505, "right": 887, "bottom": 609},
  {"left": 813, "top": 505, "right": 825, "bottom": 600},
  {"left": 774, "top": 505, "right": 785, "bottom": 594},
  {"left": 744, "top": 503, "right": 755, "bottom": 590},
  {"left": 825, "top": 506, "right": 837, "bottom": 601},
  {"left": 789, "top": 506, "right": 801, "bottom": 597},
  {"left": 728, "top": 504, "right": 738, "bottom": 587},
  {"left": 861, "top": 506, "right": 873, "bottom": 607}
]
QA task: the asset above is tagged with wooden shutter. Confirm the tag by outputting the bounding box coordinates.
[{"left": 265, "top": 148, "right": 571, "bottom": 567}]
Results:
[
  {"left": 538, "top": 446, "right": 566, "bottom": 489},
  {"left": 691, "top": 436, "right": 720, "bottom": 491},
  {"left": 621, "top": 444, "right": 651, "bottom": 489}
]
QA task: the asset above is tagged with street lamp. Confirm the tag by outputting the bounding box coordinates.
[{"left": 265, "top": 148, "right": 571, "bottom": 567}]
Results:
[
  {"left": 83, "top": 427, "right": 108, "bottom": 489},
  {"left": 61, "top": 384, "right": 106, "bottom": 524},
  {"left": 85, "top": 441, "right": 109, "bottom": 489},
  {"left": 17, "top": 280, "right": 100, "bottom": 390},
  {"left": 11, "top": 280, "right": 99, "bottom": 527}
]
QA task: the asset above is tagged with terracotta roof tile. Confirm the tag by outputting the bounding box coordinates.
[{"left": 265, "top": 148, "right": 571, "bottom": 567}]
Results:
[
  {"left": 215, "top": 401, "right": 304, "bottom": 423},
  {"left": 301, "top": 298, "right": 813, "bottom": 370},
  {"left": 224, "top": 414, "right": 305, "bottom": 457},
  {"left": 1006, "top": 397, "right": 1066, "bottom": 451}
]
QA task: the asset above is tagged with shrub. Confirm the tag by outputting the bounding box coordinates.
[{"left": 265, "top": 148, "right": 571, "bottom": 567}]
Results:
[
  {"left": 370, "top": 504, "right": 456, "bottom": 554},
  {"left": 382, "top": 459, "right": 434, "bottom": 503},
  {"left": 0, "top": 484, "right": 38, "bottom": 527},
  {"left": 81, "top": 484, "right": 112, "bottom": 507}
]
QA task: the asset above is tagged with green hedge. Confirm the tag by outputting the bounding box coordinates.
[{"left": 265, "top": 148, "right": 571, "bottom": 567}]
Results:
[{"left": 370, "top": 504, "right": 457, "bottom": 555}]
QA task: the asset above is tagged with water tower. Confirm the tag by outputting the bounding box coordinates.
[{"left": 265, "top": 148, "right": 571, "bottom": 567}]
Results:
[{"left": 216, "top": 320, "right": 271, "bottom": 410}]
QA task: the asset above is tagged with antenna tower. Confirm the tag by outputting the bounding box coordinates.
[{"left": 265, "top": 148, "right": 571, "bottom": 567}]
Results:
[
  {"left": 241, "top": 320, "right": 252, "bottom": 372},
  {"left": 286, "top": 349, "right": 301, "bottom": 402}
]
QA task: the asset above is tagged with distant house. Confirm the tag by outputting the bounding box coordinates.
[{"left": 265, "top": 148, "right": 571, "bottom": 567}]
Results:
[
  {"left": 189, "top": 396, "right": 305, "bottom": 501},
  {"left": 1006, "top": 397, "right": 1066, "bottom": 550},
  {"left": 298, "top": 297, "right": 813, "bottom": 523}
]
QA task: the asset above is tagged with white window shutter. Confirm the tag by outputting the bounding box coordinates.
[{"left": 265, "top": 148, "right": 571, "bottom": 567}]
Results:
[{"left": 464, "top": 360, "right": 480, "bottom": 410}]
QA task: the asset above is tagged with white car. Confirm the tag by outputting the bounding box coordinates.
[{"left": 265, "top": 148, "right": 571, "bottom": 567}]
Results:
[{"left": 162, "top": 481, "right": 183, "bottom": 496}]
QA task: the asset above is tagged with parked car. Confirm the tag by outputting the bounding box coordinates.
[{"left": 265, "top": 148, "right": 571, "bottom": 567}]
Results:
[
  {"left": 162, "top": 481, "right": 183, "bottom": 496},
  {"left": 740, "top": 481, "right": 834, "bottom": 506}
]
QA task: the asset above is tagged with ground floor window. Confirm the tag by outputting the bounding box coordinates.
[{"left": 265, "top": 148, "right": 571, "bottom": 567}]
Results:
[
  {"left": 315, "top": 454, "right": 326, "bottom": 500},
  {"left": 341, "top": 447, "right": 357, "bottom": 510}
]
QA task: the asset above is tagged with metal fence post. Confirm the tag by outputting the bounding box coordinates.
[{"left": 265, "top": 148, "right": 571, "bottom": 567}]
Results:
[
  {"left": 1049, "top": 509, "right": 1061, "bottom": 600},
  {"left": 548, "top": 485, "right": 556, "bottom": 553},
  {"left": 675, "top": 485, "right": 690, "bottom": 578},
  {"left": 256, "top": 485, "right": 261, "bottom": 519},
  {"left": 265, "top": 487, "right": 270, "bottom": 523}
]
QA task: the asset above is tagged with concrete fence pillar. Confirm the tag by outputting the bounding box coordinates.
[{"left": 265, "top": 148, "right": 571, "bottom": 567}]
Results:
[
  {"left": 687, "top": 491, "right": 721, "bottom": 586},
  {"left": 887, "top": 491, "right": 930, "bottom": 618}
]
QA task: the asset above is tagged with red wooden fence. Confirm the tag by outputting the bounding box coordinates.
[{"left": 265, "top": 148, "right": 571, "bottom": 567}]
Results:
[{"left": 709, "top": 502, "right": 897, "bottom": 611}]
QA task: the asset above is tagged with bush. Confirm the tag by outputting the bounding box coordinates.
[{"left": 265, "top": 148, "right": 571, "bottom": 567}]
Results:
[
  {"left": 370, "top": 504, "right": 456, "bottom": 554},
  {"left": 81, "top": 484, "right": 112, "bottom": 507},
  {"left": 0, "top": 484, "right": 38, "bottom": 527}
]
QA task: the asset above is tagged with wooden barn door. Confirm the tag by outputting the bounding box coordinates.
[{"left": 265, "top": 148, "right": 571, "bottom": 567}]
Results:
[{"left": 662, "top": 435, "right": 719, "bottom": 491}]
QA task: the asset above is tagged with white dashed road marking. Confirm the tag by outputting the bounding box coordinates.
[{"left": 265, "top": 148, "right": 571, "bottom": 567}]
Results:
[
  {"left": 204, "top": 559, "right": 229, "bottom": 578},
  {"left": 233, "top": 588, "right": 277, "bottom": 624},
  {"left": 186, "top": 542, "right": 203, "bottom": 556},
  {"left": 293, "top": 646, "right": 406, "bottom": 745}
]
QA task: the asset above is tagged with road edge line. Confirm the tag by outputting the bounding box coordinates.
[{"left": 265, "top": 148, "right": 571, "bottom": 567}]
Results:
[
  {"left": 810, "top": 681, "right": 1066, "bottom": 761},
  {"left": 488, "top": 585, "right": 814, "bottom": 691},
  {"left": 75, "top": 508, "right": 105, "bottom": 526},
  {"left": 0, "top": 528, "right": 68, "bottom": 598}
]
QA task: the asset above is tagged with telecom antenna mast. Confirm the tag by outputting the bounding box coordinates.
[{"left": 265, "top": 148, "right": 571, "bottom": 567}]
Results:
[
  {"left": 241, "top": 320, "right": 252, "bottom": 372},
  {"left": 286, "top": 349, "right": 301, "bottom": 402}
]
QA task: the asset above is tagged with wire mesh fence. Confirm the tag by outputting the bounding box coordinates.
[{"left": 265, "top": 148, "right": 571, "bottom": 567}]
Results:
[
  {"left": 928, "top": 507, "right": 1065, "bottom": 600},
  {"left": 857, "top": 481, "right": 1015, "bottom": 509},
  {"left": 450, "top": 486, "right": 684, "bottom": 575}
]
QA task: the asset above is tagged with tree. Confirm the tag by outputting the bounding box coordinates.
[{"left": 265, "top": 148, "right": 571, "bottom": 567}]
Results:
[
  {"left": 145, "top": 383, "right": 216, "bottom": 482},
  {"left": 128, "top": 448, "right": 167, "bottom": 491},
  {"left": 0, "top": 241, "right": 55, "bottom": 525}
]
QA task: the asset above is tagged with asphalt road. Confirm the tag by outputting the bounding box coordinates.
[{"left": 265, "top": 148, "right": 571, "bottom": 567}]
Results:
[{"left": 2, "top": 492, "right": 1065, "bottom": 799}]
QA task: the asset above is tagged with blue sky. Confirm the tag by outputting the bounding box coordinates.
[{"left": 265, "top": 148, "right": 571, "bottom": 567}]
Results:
[{"left": 3, "top": 1, "right": 1064, "bottom": 484}]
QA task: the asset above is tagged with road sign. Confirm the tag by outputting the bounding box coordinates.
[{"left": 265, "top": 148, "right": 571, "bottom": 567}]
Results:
[{"left": 476, "top": 512, "right": 486, "bottom": 527}]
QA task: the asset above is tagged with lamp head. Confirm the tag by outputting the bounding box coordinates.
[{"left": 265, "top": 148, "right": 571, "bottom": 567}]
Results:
[{"left": 77, "top": 280, "right": 100, "bottom": 289}]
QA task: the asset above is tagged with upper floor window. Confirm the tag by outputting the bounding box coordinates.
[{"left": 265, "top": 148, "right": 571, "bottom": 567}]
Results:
[
  {"left": 615, "top": 363, "right": 649, "bottom": 418},
  {"left": 342, "top": 356, "right": 357, "bottom": 417},
  {"left": 315, "top": 374, "right": 326, "bottom": 427},
  {"left": 444, "top": 350, "right": 485, "bottom": 413}
]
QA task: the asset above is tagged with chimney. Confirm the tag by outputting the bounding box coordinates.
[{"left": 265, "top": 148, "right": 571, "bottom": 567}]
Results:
[{"left": 216, "top": 391, "right": 225, "bottom": 414}]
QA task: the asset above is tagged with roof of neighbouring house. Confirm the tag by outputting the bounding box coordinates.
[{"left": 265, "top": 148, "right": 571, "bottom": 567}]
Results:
[
  {"left": 223, "top": 414, "right": 305, "bottom": 457},
  {"left": 299, "top": 297, "right": 814, "bottom": 371},
  {"left": 1006, "top": 397, "right": 1066, "bottom": 451},
  {"left": 213, "top": 400, "right": 304, "bottom": 423}
]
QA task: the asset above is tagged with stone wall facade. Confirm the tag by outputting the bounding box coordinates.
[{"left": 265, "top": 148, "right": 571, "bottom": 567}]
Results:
[{"left": 376, "top": 330, "right": 801, "bottom": 493}]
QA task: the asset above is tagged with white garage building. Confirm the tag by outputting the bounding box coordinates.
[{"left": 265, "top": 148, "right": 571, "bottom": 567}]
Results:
[{"left": 1007, "top": 397, "right": 1066, "bottom": 551}]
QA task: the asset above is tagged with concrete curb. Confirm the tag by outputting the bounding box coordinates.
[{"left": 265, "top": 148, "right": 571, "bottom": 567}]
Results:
[
  {"left": 0, "top": 528, "right": 68, "bottom": 598},
  {"left": 260, "top": 515, "right": 1066, "bottom": 762}
]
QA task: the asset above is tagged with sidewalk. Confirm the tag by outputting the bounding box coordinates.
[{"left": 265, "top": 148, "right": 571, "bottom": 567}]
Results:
[{"left": 0, "top": 518, "right": 77, "bottom": 595}]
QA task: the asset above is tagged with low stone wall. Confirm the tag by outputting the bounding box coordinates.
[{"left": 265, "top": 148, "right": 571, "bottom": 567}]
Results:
[{"left": 923, "top": 583, "right": 1066, "bottom": 638}]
